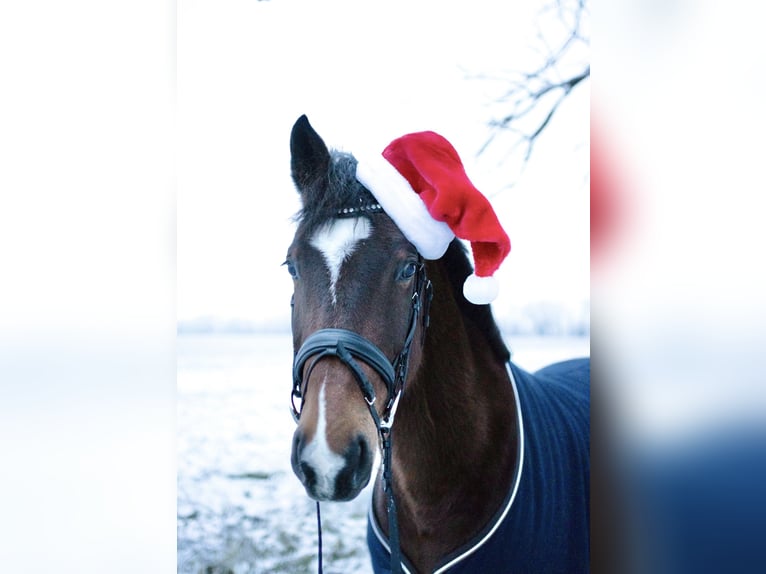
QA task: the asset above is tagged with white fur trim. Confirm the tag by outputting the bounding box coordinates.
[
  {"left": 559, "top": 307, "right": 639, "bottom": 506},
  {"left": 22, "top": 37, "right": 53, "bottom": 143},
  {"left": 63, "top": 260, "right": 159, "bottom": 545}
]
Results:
[
  {"left": 463, "top": 273, "right": 499, "bottom": 305},
  {"left": 355, "top": 152, "right": 454, "bottom": 260}
]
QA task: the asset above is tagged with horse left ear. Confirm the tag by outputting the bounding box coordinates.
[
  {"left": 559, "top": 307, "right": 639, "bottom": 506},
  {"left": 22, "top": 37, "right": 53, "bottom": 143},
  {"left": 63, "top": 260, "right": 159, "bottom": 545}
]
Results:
[{"left": 290, "top": 115, "right": 330, "bottom": 200}]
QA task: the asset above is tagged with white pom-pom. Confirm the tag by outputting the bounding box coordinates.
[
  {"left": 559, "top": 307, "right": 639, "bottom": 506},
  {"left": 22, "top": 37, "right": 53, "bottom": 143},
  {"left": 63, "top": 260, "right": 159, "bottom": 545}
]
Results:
[{"left": 463, "top": 273, "right": 499, "bottom": 305}]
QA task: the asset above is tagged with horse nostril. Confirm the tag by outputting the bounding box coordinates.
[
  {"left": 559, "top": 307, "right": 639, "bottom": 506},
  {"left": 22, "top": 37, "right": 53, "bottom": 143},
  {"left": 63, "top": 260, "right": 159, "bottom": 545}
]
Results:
[
  {"left": 357, "top": 435, "right": 370, "bottom": 468},
  {"left": 343, "top": 435, "right": 364, "bottom": 467},
  {"left": 300, "top": 461, "right": 317, "bottom": 489},
  {"left": 333, "top": 434, "right": 374, "bottom": 500},
  {"left": 346, "top": 435, "right": 372, "bottom": 477}
]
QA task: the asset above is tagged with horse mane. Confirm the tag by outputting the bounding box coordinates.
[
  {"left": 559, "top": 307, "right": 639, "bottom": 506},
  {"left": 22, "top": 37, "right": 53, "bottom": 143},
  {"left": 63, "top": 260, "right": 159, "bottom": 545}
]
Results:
[
  {"left": 440, "top": 240, "right": 511, "bottom": 364},
  {"left": 295, "top": 149, "right": 510, "bottom": 364}
]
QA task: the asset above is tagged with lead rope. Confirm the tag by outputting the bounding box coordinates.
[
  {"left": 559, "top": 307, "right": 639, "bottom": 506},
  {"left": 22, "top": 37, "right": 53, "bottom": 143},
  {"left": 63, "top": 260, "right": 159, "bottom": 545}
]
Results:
[{"left": 316, "top": 501, "right": 323, "bottom": 574}]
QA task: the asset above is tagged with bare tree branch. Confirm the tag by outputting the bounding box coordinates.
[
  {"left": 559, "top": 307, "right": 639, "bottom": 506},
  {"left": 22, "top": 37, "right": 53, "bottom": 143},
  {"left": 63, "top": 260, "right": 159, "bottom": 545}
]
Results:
[{"left": 478, "top": 0, "right": 589, "bottom": 164}]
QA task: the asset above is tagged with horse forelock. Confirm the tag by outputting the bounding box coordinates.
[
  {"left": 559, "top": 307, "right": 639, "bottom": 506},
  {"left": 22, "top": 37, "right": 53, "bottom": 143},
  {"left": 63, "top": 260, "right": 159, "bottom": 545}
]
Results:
[{"left": 294, "top": 150, "right": 378, "bottom": 237}]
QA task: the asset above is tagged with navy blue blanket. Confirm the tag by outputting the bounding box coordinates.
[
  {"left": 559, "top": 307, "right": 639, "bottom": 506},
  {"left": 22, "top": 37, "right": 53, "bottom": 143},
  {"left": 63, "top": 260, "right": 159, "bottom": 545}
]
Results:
[{"left": 368, "top": 358, "right": 590, "bottom": 573}]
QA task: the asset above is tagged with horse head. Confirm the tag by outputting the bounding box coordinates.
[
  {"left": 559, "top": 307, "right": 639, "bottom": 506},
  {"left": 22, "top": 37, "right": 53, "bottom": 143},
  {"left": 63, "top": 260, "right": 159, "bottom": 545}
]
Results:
[{"left": 287, "top": 115, "right": 428, "bottom": 502}]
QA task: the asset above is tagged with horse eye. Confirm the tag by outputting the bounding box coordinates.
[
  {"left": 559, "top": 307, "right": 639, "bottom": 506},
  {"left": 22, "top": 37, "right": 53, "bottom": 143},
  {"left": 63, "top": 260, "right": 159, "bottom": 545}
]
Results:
[
  {"left": 399, "top": 261, "right": 418, "bottom": 280},
  {"left": 283, "top": 260, "right": 298, "bottom": 279}
]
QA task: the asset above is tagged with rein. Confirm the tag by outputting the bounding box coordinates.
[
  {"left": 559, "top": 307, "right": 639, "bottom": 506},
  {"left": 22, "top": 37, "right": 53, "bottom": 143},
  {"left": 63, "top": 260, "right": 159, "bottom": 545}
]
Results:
[{"left": 291, "top": 256, "right": 432, "bottom": 574}]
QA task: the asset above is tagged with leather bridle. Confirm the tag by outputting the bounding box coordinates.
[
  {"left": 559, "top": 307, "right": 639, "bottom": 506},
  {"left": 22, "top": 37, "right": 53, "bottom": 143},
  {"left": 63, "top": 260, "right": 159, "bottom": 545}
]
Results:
[
  {"left": 290, "top": 257, "right": 432, "bottom": 574},
  {"left": 291, "top": 259, "right": 431, "bottom": 427}
]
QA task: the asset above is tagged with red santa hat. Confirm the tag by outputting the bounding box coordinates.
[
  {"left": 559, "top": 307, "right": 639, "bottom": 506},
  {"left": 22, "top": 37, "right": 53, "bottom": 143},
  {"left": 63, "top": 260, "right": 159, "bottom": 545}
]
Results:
[{"left": 356, "top": 131, "right": 510, "bottom": 305}]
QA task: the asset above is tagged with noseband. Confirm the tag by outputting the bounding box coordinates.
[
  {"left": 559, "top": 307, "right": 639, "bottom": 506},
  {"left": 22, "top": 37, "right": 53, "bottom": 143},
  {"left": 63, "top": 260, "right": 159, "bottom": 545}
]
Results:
[{"left": 290, "top": 255, "right": 432, "bottom": 574}]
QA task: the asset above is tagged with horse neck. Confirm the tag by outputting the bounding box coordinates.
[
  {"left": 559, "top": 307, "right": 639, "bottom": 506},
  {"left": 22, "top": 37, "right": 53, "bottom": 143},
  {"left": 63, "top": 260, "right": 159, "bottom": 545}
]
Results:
[{"left": 383, "top": 265, "right": 519, "bottom": 567}]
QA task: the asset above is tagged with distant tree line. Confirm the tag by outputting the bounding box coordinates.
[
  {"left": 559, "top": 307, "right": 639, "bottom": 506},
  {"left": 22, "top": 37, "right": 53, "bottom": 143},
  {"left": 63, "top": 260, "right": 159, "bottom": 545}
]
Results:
[{"left": 178, "top": 299, "right": 589, "bottom": 337}]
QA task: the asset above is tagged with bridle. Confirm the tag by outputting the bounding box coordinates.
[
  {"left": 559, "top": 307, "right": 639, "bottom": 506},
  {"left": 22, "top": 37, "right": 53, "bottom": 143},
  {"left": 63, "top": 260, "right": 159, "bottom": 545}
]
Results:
[
  {"left": 290, "top": 243, "right": 432, "bottom": 574},
  {"left": 291, "top": 258, "right": 431, "bottom": 428}
]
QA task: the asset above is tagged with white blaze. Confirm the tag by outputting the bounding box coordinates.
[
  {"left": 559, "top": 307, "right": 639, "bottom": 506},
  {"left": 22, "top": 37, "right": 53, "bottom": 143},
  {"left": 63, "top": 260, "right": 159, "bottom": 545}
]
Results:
[
  {"left": 310, "top": 217, "right": 371, "bottom": 304},
  {"left": 301, "top": 382, "right": 346, "bottom": 499}
]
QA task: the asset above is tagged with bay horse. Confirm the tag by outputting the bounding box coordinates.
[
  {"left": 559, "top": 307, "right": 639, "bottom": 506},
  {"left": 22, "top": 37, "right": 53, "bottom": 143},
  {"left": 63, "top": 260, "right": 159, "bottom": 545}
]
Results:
[{"left": 287, "top": 115, "right": 590, "bottom": 573}]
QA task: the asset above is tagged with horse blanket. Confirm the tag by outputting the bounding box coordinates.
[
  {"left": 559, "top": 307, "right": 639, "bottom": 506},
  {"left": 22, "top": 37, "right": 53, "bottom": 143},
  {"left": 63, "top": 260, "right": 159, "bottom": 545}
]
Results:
[{"left": 368, "top": 358, "right": 590, "bottom": 573}]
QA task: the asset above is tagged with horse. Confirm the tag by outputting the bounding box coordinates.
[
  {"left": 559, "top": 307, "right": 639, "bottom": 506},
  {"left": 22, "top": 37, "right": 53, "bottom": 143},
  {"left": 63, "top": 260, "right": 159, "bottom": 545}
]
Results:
[{"left": 286, "top": 115, "right": 590, "bottom": 573}]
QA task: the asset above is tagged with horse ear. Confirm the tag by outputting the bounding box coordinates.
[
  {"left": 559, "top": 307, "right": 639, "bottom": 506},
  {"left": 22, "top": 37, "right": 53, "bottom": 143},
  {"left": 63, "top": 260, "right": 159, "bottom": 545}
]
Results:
[{"left": 290, "top": 115, "right": 330, "bottom": 198}]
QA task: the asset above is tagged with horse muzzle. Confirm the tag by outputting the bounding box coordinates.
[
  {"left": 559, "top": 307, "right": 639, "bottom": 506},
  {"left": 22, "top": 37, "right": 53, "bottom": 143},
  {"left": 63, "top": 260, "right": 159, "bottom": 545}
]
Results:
[{"left": 291, "top": 427, "right": 373, "bottom": 501}]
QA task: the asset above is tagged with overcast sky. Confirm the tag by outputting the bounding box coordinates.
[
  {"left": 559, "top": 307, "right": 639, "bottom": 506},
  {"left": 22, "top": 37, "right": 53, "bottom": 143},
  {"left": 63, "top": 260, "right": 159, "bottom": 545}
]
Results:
[{"left": 177, "top": 0, "right": 590, "bottom": 325}]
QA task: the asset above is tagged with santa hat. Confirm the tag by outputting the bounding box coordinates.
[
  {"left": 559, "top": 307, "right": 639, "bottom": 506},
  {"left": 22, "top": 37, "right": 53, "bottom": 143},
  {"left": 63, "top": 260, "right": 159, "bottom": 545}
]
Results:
[{"left": 356, "top": 131, "right": 510, "bottom": 305}]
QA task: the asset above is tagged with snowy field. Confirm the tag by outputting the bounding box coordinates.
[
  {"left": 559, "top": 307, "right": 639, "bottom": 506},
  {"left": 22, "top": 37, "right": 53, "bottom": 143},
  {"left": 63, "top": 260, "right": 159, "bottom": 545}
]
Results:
[{"left": 177, "top": 332, "right": 590, "bottom": 573}]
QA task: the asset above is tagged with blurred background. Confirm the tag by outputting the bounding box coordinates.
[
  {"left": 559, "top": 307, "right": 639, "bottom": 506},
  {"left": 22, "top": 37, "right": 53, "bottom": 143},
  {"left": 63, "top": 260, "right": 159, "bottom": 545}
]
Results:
[{"left": 2, "top": 0, "right": 765, "bottom": 573}]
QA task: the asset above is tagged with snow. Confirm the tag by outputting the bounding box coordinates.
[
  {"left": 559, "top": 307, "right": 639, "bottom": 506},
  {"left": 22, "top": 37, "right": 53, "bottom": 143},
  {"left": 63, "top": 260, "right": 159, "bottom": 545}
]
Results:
[{"left": 177, "top": 332, "right": 589, "bottom": 573}]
